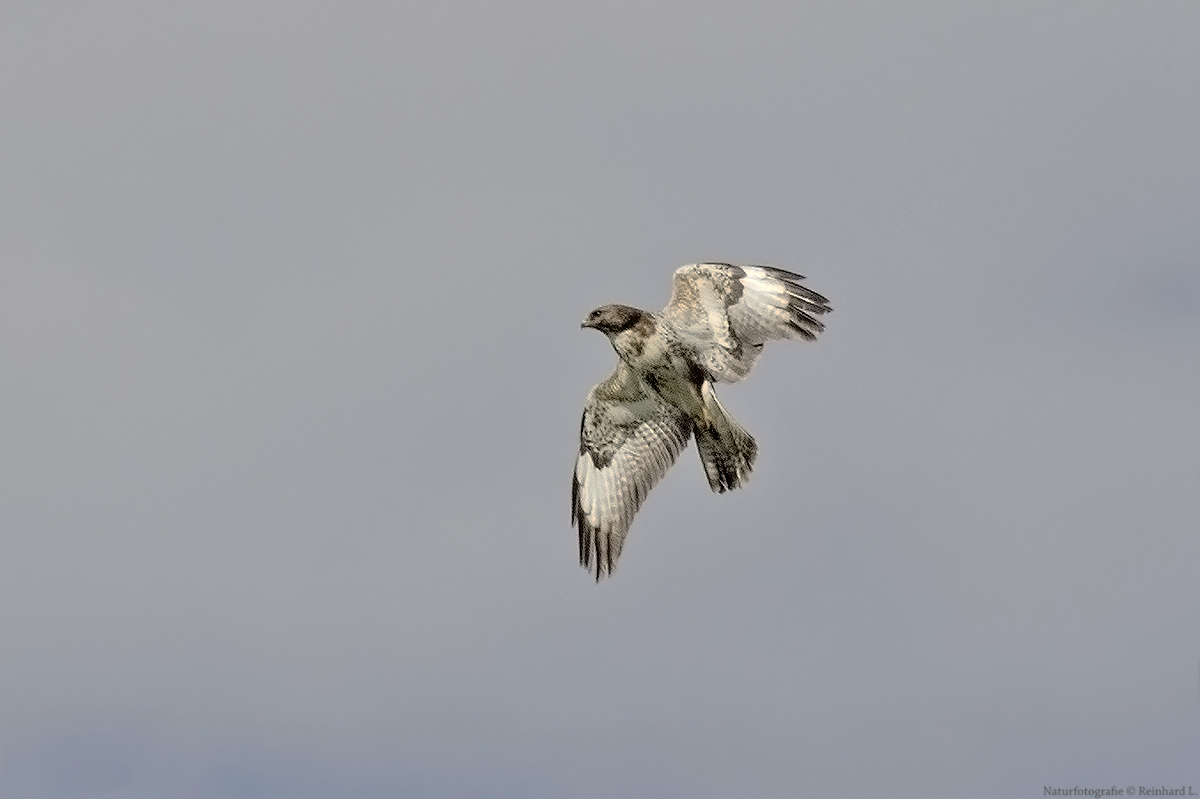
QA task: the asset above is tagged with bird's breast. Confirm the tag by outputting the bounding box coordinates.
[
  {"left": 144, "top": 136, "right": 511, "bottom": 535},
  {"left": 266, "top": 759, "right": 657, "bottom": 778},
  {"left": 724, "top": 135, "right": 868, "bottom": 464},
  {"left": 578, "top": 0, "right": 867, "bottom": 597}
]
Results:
[{"left": 641, "top": 362, "right": 706, "bottom": 423}]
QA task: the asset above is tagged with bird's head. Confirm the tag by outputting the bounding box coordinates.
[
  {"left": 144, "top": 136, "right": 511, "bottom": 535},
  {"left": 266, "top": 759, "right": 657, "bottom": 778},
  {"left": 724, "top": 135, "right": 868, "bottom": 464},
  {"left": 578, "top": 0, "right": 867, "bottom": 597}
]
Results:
[{"left": 581, "top": 304, "right": 649, "bottom": 335}]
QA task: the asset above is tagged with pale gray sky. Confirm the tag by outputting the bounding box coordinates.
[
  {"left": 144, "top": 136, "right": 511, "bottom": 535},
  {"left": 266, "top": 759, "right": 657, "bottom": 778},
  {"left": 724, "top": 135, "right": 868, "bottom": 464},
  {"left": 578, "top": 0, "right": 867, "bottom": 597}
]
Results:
[{"left": 2, "top": 2, "right": 1198, "bottom": 796}]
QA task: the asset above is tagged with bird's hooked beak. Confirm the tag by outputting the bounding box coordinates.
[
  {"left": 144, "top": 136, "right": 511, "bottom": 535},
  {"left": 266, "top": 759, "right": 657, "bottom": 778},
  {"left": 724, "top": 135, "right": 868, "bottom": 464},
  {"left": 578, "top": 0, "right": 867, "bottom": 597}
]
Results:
[{"left": 581, "top": 317, "right": 595, "bottom": 330}]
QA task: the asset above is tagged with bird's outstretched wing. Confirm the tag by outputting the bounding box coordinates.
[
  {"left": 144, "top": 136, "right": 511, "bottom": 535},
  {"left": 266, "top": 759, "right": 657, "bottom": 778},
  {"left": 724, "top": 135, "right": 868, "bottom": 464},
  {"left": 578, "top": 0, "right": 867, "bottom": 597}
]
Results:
[
  {"left": 573, "top": 363, "right": 692, "bottom": 580},
  {"left": 661, "top": 263, "right": 831, "bottom": 383}
]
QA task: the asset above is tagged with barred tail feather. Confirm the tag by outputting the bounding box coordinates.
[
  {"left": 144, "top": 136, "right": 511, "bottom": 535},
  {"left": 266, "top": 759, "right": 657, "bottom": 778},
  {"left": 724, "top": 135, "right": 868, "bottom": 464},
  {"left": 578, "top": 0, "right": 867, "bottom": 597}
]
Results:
[{"left": 695, "top": 382, "right": 757, "bottom": 493}]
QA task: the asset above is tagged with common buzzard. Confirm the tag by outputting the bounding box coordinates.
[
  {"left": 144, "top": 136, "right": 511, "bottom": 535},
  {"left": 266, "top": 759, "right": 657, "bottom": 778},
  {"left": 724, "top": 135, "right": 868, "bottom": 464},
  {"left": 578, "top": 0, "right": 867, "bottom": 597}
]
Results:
[{"left": 573, "top": 263, "right": 832, "bottom": 580}]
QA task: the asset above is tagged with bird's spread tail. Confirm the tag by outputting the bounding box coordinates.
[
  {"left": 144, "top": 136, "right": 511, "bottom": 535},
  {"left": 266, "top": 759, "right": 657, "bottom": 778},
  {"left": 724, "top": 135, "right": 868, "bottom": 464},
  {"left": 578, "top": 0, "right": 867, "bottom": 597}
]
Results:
[{"left": 694, "top": 383, "right": 757, "bottom": 493}]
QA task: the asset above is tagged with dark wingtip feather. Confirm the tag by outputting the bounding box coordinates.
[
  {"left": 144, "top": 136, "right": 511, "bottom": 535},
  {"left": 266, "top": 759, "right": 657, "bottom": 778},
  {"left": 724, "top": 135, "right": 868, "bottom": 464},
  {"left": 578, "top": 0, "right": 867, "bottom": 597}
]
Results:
[
  {"left": 571, "top": 470, "right": 580, "bottom": 526},
  {"left": 785, "top": 321, "right": 817, "bottom": 341},
  {"left": 754, "top": 265, "right": 833, "bottom": 319},
  {"left": 573, "top": 501, "right": 611, "bottom": 582},
  {"left": 786, "top": 307, "right": 826, "bottom": 340},
  {"left": 577, "top": 516, "right": 606, "bottom": 581},
  {"left": 755, "top": 265, "right": 807, "bottom": 282},
  {"left": 572, "top": 470, "right": 600, "bottom": 578},
  {"left": 787, "top": 289, "right": 832, "bottom": 315}
]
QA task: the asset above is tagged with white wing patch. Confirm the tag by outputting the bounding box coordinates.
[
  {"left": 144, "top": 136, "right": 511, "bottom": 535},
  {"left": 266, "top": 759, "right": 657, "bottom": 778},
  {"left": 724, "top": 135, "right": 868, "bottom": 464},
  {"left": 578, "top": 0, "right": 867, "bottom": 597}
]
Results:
[
  {"left": 662, "top": 263, "right": 831, "bottom": 383},
  {"left": 573, "top": 392, "right": 691, "bottom": 581}
]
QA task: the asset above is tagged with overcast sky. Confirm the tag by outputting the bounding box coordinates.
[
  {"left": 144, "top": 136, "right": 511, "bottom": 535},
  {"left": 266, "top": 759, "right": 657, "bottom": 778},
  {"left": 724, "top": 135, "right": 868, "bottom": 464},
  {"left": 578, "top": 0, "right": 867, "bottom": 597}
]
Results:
[{"left": 2, "top": 2, "right": 1199, "bottom": 797}]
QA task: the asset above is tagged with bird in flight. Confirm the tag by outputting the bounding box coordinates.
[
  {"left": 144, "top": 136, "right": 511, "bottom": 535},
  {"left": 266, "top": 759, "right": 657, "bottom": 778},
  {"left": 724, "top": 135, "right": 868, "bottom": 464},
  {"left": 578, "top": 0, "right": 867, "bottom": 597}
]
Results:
[{"left": 573, "top": 263, "right": 832, "bottom": 580}]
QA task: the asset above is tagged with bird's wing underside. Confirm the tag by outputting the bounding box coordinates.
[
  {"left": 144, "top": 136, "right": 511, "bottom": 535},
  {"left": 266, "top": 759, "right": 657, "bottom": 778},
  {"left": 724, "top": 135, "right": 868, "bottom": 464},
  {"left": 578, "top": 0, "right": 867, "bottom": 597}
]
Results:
[
  {"left": 573, "top": 364, "right": 692, "bottom": 580},
  {"left": 661, "top": 263, "right": 831, "bottom": 383}
]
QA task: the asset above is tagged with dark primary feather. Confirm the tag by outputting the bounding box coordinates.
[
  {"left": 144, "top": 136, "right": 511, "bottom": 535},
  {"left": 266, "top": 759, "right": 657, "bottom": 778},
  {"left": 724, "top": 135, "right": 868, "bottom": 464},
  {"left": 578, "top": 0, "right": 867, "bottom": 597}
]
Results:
[{"left": 758, "top": 267, "right": 831, "bottom": 341}]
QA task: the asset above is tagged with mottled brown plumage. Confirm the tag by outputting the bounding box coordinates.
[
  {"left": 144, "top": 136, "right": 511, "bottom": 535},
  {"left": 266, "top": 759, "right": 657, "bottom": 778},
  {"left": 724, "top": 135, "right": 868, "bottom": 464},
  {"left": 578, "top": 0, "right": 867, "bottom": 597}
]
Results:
[{"left": 573, "top": 263, "right": 832, "bottom": 580}]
